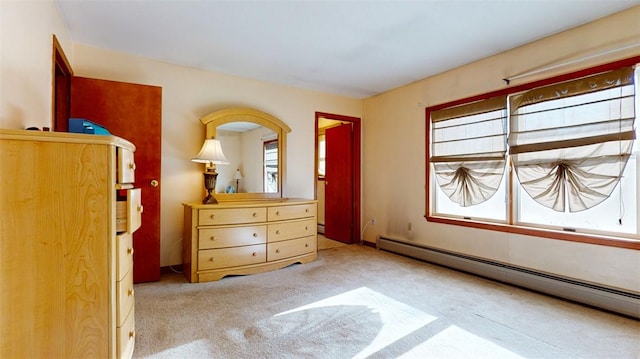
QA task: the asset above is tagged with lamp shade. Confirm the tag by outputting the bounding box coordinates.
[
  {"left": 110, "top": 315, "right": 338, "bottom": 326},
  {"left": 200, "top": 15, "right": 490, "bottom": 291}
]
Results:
[
  {"left": 191, "top": 138, "right": 230, "bottom": 165},
  {"left": 233, "top": 169, "right": 243, "bottom": 180}
]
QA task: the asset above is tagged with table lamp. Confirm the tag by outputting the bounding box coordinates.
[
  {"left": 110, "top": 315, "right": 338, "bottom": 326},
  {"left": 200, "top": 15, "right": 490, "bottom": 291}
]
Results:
[
  {"left": 192, "top": 138, "right": 229, "bottom": 204},
  {"left": 233, "top": 168, "right": 243, "bottom": 192}
]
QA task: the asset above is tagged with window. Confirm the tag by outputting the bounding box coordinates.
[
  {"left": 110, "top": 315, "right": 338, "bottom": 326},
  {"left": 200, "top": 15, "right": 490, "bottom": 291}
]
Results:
[
  {"left": 318, "top": 134, "right": 326, "bottom": 177},
  {"left": 431, "top": 96, "right": 508, "bottom": 222},
  {"left": 426, "top": 58, "right": 640, "bottom": 249},
  {"left": 264, "top": 139, "right": 278, "bottom": 193}
]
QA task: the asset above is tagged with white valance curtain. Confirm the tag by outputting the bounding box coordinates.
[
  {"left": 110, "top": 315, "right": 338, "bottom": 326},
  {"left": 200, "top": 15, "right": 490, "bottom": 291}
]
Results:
[
  {"left": 509, "top": 67, "right": 636, "bottom": 212},
  {"left": 430, "top": 96, "right": 507, "bottom": 206}
]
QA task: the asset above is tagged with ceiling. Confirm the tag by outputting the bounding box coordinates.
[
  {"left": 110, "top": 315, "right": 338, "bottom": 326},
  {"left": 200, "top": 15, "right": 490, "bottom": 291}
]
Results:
[{"left": 56, "top": 1, "right": 639, "bottom": 99}]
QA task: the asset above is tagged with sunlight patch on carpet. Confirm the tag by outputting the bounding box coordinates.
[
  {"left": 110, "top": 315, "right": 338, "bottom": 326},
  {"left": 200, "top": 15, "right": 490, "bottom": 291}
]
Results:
[
  {"left": 399, "top": 325, "right": 525, "bottom": 359},
  {"left": 276, "top": 287, "right": 437, "bottom": 358},
  {"left": 147, "top": 339, "right": 212, "bottom": 358}
]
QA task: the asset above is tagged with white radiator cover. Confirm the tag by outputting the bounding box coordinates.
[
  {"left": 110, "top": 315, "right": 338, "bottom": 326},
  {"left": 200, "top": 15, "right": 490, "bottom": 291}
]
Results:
[{"left": 377, "top": 235, "right": 640, "bottom": 319}]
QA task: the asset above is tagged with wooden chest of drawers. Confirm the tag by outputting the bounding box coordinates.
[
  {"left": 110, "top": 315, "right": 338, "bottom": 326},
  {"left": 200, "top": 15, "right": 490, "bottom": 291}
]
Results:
[
  {"left": 183, "top": 199, "right": 317, "bottom": 282},
  {"left": 0, "top": 129, "right": 139, "bottom": 359}
]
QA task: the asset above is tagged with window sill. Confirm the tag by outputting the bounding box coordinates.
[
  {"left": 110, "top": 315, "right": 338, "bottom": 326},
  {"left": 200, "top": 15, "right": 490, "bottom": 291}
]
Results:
[{"left": 425, "top": 215, "right": 640, "bottom": 250}]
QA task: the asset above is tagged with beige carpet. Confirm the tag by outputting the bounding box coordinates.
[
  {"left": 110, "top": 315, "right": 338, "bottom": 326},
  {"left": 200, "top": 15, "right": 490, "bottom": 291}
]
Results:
[
  {"left": 317, "top": 234, "right": 347, "bottom": 250},
  {"left": 133, "top": 244, "right": 639, "bottom": 358}
]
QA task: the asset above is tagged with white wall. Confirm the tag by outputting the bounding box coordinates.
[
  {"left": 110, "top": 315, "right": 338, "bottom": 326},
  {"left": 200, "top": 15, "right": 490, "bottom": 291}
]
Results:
[
  {"left": 362, "top": 6, "right": 640, "bottom": 292},
  {"left": 70, "top": 44, "right": 362, "bottom": 266},
  {"left": 0, "top": 1, "right": 72, "bottom": 129}
]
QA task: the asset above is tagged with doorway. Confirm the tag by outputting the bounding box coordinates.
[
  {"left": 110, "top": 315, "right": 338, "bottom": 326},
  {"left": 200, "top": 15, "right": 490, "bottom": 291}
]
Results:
[
  {"left": 52, "top": 35, "right": 72, "bottom": 131},
  {"left": 70, "top": 77, "right": 162, "bottom": 283},
  {"left": 51, "top": 37, "right": 163, "bottom": 283},
  {"left": 315, "top": 112, "right": 361, "bottom": 244}
]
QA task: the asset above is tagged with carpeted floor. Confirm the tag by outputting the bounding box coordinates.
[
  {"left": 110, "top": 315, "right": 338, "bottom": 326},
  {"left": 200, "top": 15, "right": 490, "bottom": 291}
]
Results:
[
  {"left": 317, "top": 234, "right": 347, "bottom": 250},
  {"left": 133, "top": 243, "right": 639, "bottom": 359}
]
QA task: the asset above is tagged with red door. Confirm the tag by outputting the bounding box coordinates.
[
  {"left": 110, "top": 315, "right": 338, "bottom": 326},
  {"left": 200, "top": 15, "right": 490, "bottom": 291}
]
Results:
[
  {"left": 70, "top": 77, "right": 162, "bottom": 283},
  {"left": 324, "top": 123, "right": 353, "bottom": 243}
]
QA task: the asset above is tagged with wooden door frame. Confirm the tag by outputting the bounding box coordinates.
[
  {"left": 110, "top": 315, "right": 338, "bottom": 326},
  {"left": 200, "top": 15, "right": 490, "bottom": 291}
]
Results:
[
  {"left": 315, "top": 112, "right": 361, "bottom": 243},
  {"left": 52, "top": 35, "right": 73, "bottom": 131}
]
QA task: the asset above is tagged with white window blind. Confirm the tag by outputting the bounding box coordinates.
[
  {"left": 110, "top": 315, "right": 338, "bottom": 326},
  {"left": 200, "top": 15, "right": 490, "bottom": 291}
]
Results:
[
  {"left": 509, "top": 67, "right": 636, "bottom": 212},
  {"left": 430, "top": 96, "right": 508, "bottom": 206}
]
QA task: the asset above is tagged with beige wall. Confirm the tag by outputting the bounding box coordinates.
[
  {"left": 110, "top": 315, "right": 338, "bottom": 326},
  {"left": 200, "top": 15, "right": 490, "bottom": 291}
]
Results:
[
  {"left": 0, "top": 1, "right": 72, "bottom": 129},
  {"left": 362, "top": 6, "right": 640, "bottom": 292},
  {"left": 70, "top": 44, "right": 362, "bottom": 266},
  {"left": 0, "top": 1, "right": 362, "bottom": 267}
]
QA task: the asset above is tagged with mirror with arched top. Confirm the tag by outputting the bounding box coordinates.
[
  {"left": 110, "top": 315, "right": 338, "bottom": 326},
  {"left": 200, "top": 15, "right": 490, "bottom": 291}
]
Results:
[{"left": 200, "top": 107, "right": 291, "bottom": 201}]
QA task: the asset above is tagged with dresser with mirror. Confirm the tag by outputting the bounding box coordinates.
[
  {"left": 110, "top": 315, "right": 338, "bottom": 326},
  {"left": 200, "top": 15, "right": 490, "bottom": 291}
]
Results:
[{"left": 183, "top": 108, "right": 318, "bottom": 283}]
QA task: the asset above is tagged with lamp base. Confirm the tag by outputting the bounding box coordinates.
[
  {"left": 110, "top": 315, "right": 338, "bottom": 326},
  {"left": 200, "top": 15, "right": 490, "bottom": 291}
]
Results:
[
  {"left": 202, "top": 193, "right": 218, "bottom": 204},
  {"left": 202, "top": 171, "right": 219, "bottom": 205}
]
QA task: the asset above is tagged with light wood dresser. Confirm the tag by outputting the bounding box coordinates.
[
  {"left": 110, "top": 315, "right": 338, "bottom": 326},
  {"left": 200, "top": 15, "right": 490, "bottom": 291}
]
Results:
[
  {"left": 183, "top": 199, "right": 318, "bottom": 282},
  {"left": 0, "top": 129, "right": 140, "bottom": 359}
]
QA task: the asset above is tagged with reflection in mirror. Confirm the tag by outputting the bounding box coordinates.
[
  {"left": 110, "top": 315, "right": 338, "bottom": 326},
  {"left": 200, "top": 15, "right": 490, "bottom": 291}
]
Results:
[
  {"left": 199, "top": 107, "right": 291, "bottom": 202},
  {"left": 264, "top": 139, "right": 278, "bottom": 192},
  {"left": 216, "top": 122, "right": 278, "bottom": 194}
]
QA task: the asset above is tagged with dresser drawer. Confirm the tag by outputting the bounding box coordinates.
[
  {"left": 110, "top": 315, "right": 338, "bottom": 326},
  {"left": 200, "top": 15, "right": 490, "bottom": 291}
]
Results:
[
  {"left": 117, "top": 147, "right": 136, "bottom": 184},
  {"left": 116, "top": 188, "right": 142, "bottom": 233},
  {"left": 268, "top": 203, "right": 316, "bottom": 221},
  {"left": 116, "top": 268, "right": 135, "bottom": 327},
  {"left": 199, "top": 207, "right": 267, "bottom": 226},
  {"left": 267, "top": 235, "right": 316, "bottom": 261},
  {"left": 116, "top": 233, "right": 134, "bottom": 281},
  {"left": 117, "top": 306, "right": 135, "bottom": 359},
  {"left": 198, "top": 245, "right": 266, "bottom": 270},
  {"left": 268, "top": 218, "right": 316, "bottom": 243},
  {"left": 199, "top": 225, "right": 266, "bottom": 249}
]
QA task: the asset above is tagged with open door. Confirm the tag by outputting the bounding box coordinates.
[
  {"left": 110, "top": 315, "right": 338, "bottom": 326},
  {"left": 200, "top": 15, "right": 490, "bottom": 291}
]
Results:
[
  {"left": 324, "top": 123, "right": 353, "bottom": 243},
  {"left": 51, "top": 37, "right": 162, "bottom": 282},
  {"left": 70, "top": 77, "right": 162, "bottom": 283}
]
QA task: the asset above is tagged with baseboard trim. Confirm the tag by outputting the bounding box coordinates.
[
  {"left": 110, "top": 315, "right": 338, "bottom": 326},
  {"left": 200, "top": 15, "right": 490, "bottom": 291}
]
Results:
[
  {"left": 362, "top": 240, "right": 376, "bottom": 248},
  {"left": 160, "top": 264, "right": 183, "bottom": 275},
  {"left": 377, "top": 235, "right": 640, "bottom": 319}
]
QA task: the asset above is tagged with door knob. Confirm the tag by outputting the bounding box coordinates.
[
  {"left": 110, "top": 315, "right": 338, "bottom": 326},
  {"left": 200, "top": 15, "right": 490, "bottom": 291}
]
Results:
[{"left": 151, "top": 179, "right": 159, "bottom": 187}]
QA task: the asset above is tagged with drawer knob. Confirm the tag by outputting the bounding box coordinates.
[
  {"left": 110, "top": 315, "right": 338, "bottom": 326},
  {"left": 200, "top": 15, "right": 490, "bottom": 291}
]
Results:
[
  {"left": 276, "top": 211, "right": 280, "bottom": 216},
  {"left": 252, "top": 212, "right": 257, "bottom": 217},
  {"left": 276, "top": 249, "right": 280, "bottom": 253},
  {"left": 276, "top": 230, "right": 280, "bottom": 235},
  {"left": 252, "top": 252, "right": 257, "bottom": 257},
  {"left": 305, "top": 243, "right": 309, "bottom": 248},
  {"left": 305, "top": 226, "right": 308, "bottom": 230},
  {"left": 252, "top": 233, "right": 257, "bottom": 237},
  {"left": 129, "top": 330, "right": 136, "bottom": 339},
  {"left": 210, "top": 214, "right": 215, "bottom": 219},
  {"left": 209, "top": 257, "right": 215, "bottom": 262},
  {"left": 129, "top": 162, "right": 136, "bottom": 170},
  {"left": 210, "top": 236, "right": 215, "bottom": 241},
  {"left": 305, "top": 208, "right": 309, "bottom": 213},
  {"left": 128, "top": 288, "right": 135, "bottom": 297},
  {"left": 127, "top": 247, "right": 134, "bottom": 255}
]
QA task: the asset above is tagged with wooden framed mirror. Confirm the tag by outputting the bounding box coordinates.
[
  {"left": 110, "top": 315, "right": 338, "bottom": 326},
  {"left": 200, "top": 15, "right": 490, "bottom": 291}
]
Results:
[{"left": 200, "top": 107, "right": 291, "bottom": 202}]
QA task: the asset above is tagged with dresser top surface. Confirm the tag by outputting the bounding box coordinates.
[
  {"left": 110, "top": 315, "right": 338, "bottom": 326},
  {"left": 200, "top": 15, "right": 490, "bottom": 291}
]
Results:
[
  {"left": 183, "top": 198, "right": 317, "bottom": 209},
  {"left": 0, "top": 128, "right": 135, "bottom": 151}
]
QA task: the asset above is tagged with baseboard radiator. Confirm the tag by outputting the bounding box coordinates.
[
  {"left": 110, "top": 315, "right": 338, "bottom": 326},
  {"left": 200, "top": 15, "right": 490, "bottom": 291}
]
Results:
[{"left": 376, "top": 235, "right": 640, "bottom": 319}]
